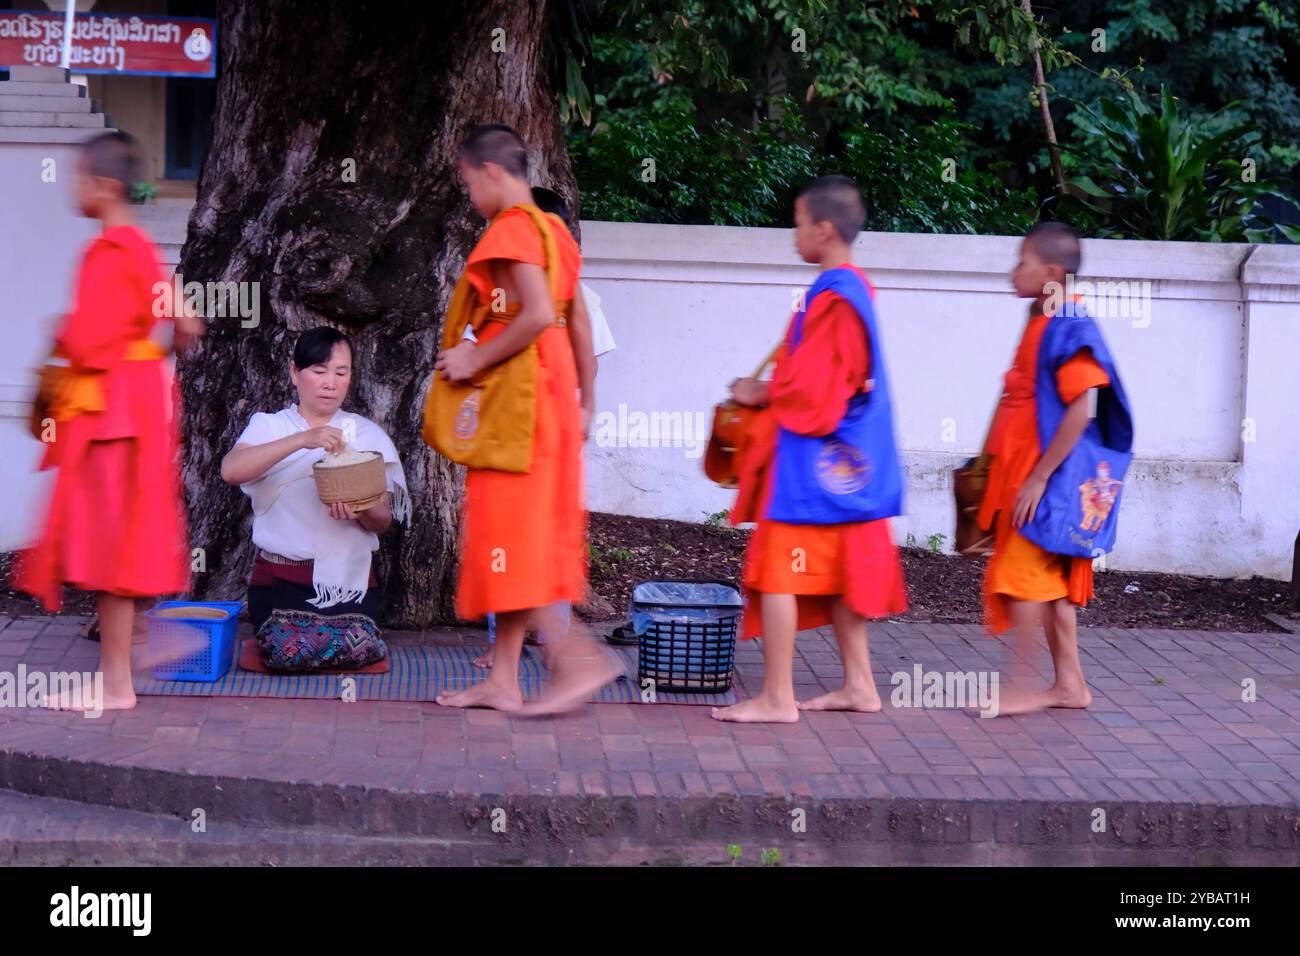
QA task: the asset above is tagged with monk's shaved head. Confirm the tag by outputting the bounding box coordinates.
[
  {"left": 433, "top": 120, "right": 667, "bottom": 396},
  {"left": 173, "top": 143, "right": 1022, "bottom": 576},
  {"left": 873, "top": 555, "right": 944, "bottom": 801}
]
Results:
[
  {"left": 460, "top": 123, "right": 529, "bottom": 179},
  {"left": 799, "top": 175, "right": 867, "bottom": 244},
  {"left": 1026, "top": 220, "right": 1082, "bottom": 274},
  {"left": 82, "top": 130, "right": 141, "bottom": 192}
]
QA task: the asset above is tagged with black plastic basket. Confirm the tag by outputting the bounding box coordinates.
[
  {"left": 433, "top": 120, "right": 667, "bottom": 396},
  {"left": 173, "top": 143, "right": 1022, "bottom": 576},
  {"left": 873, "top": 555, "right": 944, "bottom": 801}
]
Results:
[{"left": 632, "top": 580, "right": 741, "bottom": 694}]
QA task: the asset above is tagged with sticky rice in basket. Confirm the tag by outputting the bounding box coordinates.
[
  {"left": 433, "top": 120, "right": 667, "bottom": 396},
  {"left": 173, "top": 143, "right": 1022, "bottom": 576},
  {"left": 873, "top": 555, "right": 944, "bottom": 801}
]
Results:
[{"left": 312, "top": 444, "right": 386, "bottom": 510}]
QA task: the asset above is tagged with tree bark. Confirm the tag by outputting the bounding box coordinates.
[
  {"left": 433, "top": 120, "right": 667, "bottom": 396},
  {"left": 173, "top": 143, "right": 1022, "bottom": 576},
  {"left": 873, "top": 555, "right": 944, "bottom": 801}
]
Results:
[{"left": 176, "top": 0, "right": 575, "bottom": 627}]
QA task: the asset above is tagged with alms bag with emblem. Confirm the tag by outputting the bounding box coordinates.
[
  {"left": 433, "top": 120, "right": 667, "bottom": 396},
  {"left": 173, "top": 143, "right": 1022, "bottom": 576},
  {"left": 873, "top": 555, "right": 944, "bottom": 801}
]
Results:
[
  {"left": 765, "top": 266, "right": 903, "bottom": 525},
  {"left": 1021, "top": 438, "right": 1131, "bottom": 557},
  {"left": 1018, "top": 306, "right": 1135, "bottom": 558},
  {"left": 421, "top": 204, "right": 566, "bottom": 473}
]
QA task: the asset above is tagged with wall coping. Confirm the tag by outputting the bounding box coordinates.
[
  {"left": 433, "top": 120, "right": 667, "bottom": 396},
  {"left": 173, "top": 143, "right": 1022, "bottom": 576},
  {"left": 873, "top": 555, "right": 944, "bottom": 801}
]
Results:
[
  {"left": 578, "top": 221, "right": 1299, "bottom": 299},
  {"left": 31, "top": 200, "right": 1300, "bottom": 303}
]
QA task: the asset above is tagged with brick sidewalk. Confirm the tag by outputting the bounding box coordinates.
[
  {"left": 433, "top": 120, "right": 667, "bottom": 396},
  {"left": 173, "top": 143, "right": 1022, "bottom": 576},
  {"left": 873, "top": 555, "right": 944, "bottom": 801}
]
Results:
[{"left": 1, "top": 613, "right": 1298, "bottom": 864}]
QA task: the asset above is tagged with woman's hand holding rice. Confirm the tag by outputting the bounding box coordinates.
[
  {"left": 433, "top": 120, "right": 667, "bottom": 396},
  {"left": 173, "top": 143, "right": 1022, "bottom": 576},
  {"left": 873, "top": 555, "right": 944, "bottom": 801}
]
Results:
[{"left": 299, "top": 425, "right": 346, "bottom": 453}]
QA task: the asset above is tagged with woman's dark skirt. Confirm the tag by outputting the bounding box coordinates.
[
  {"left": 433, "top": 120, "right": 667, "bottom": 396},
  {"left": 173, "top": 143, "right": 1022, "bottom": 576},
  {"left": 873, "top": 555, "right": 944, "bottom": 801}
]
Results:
[{"left": 247, "top": 554, "right": 386, "bottom": 671}]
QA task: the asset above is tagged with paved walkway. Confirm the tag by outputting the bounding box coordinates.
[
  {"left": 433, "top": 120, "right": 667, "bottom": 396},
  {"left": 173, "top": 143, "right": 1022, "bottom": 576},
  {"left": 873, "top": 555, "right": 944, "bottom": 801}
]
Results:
[{"left": 1, "top": 613, "right": 1298, "bottom": 864}]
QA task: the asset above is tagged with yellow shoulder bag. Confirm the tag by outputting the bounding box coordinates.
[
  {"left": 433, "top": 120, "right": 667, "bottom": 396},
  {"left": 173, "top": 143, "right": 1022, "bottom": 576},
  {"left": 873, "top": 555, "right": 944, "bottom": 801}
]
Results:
[{"left": 421, "top": 204, "right": 566, "bottom": 473}]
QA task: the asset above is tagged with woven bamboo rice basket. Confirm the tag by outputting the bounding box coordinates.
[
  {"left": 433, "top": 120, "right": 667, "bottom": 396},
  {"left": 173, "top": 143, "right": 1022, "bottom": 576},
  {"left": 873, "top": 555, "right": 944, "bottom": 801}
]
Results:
[
  {"left": 153, "top": 605, "right": 230, "bottom": 620},
  {"left": 312, "top": 451, "right": 386, "bottom": 510}
]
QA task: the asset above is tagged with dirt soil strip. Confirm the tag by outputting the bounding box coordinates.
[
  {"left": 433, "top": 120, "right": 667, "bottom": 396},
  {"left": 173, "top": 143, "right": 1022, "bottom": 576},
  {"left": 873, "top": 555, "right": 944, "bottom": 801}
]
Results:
[{"left": 585, "top": 513, "right": 1296, "bottom": 634}]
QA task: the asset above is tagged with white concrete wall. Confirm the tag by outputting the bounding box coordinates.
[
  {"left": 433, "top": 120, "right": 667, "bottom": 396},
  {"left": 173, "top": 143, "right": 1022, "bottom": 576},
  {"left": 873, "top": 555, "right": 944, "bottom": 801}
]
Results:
[
  {"left": 0, "top": 134, "right": 100, "bottom": 551},
  {"left": 579, "top": 222, "right": 1299, "bottom": 580},
  {"left": 1, "top": 182, "right": 1297, "bottom": 579}
]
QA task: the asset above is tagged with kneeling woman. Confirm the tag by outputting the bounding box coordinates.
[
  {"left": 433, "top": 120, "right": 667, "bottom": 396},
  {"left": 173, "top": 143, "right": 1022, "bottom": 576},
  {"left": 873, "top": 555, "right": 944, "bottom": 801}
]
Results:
[{"left": 220, "top": 327, "right": 410, "bottom": 670}]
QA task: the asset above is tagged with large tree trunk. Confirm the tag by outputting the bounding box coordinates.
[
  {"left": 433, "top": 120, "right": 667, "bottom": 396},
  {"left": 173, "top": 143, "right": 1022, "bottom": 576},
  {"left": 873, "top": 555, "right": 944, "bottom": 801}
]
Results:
[{"left": 177, "top": 0, "right": 575, "bottom": 627}]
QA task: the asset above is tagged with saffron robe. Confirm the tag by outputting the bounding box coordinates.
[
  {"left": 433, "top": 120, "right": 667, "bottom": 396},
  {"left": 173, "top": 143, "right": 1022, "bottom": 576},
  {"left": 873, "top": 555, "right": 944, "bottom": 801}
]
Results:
[
  {"left": 14, "top": 225, "right": 189, "bottom": 610},
  {"left": 733, "top": 268, "right": 907, "bottom": 639},
  {"left": 979, "top": 302, "right": 1111, "bottom": 634},
  {"left": 453, "top": 208, "right": 587, "bottom": 619}
]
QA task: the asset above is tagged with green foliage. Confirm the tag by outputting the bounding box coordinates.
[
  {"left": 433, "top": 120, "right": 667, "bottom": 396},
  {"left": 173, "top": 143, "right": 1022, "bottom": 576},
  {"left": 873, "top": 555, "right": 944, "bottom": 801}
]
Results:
[
  {"left": 927, "top": 532, "right": 947, "bottom": 553},
  {"left": 703, "top": 509, "right": 734, "bottom": 529},
  {"left": 572, "top": 94, "right": 817, "bottom": 227},
  {"left": 956, "top": 1, "right": 1300, "bottom": 191},
  {"left": 557, "top": 1, "right": 1077, "bottom": 126},
  {"left": 128, "top": 180, "right": 157, "bottom": 204},
  {"left": 572, "top": 96, "right": 1036, "bottom": 234},
  {"left": 561, "top": 0, "right": 1052, "bottom": 235},
  {"left": 553, "top": 1, "right": 1298, "bottom": 240},
  {"left": 588, "top": 543, "right": 634, "bottom": 571},
  {"left": 825, "top": 119, "right": 1038, "bottom": 235},
  {"left": 938, "top": 0, "right": 1079, "bottom": 72},
  {"left": 1060, "top": 86, "right": 1300, "bottom": 242}
]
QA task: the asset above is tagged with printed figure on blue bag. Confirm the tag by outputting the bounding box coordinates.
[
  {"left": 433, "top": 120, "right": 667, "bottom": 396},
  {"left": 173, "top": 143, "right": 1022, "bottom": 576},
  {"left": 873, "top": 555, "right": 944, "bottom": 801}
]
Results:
[
  {"left": 1079, "top": 461, "right": 1121, "bottom": 530},
  {"left": 977, "top": 220, "right": 1134, "bottom": 717},
  {"left": 713, "top": 175, "right": 908, "bottom": 724}
]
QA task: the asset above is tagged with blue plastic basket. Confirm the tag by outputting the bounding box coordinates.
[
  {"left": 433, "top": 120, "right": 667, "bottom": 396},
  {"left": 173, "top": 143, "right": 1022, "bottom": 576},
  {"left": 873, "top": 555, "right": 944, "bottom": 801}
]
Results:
[{"left": 145, "top": 601, "right": 243, "bottom": 682}]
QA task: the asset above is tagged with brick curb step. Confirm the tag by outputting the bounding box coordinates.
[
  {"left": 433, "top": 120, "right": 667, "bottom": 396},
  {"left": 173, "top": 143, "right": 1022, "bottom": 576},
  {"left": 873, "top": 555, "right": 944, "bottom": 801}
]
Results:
[
  {"left": 2, "top": 751, "right": 1297, "bottom": 865},
  {"left": 4, "top": 787, "right": 1298, "bottom": 866}
]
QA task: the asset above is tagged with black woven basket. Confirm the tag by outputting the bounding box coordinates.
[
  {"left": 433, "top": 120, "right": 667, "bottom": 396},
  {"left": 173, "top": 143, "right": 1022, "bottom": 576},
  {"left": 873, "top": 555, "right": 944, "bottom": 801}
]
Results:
[{"left": 633, "top": 579, "right": 741, "bottom": 694}]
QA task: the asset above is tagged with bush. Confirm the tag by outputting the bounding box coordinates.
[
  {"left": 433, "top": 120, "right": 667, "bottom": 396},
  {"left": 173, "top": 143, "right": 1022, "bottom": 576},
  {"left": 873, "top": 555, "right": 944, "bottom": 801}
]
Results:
[
  {"left": 1059, "top": 86, "right": 1300, "bottom": 243},
  {"left": 826, "top": 121, "right": 1037, "bottom": 235},
  {"left": 571, "top": 94, "right": 816, "bottom": 227},
  {"left": 571, "top": 96, "right": 1038, "bottom": 235}
]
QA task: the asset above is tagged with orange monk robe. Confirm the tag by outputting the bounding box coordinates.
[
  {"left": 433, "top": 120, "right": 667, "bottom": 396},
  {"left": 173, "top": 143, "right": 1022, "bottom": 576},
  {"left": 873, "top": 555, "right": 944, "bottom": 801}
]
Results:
[
  {"left": 732, "top": 287, "right": 907, "bottom": 639},
  {"left": 979, "top": 305, "right": 1111, "bottom": 634},
  {"left": 14, "top": 225, "right": 189, "bottom": 611},
  {"left": 454, "top": 208, "right": 587, "bottom": 620}
]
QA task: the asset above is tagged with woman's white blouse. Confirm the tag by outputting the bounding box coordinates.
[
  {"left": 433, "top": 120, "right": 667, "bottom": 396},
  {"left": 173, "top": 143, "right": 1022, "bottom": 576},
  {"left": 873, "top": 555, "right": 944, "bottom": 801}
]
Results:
[{"left": 235, "top": 410, "right": 381, "bottom": 561}]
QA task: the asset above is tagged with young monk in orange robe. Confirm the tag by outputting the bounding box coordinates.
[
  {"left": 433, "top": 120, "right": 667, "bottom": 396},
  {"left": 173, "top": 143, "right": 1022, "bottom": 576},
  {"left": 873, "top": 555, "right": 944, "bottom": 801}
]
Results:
[
  {"left": 715, "top": 176, "right": 907, "bottom": 724},
  {"left": 978, "top": 221, "right": 1112, "bottom": 716},
  {"left": 470, "top": 186, "right": 598, "bottom": 672},
  {"left": 14, "top": 130, "right": 200, "bottom": 711},
  {"left": 434, "top": 124, "right": 617, "bottom": 713}
]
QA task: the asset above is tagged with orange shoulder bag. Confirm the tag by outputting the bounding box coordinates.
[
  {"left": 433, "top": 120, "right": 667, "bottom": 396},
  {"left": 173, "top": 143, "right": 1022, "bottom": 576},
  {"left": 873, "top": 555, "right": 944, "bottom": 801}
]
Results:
[
  {"left": 953, "top": 398, "right": 1002, "bottom": 557},
  {"left": 703, "top": 344, "right": 780, "bottom": 489}
]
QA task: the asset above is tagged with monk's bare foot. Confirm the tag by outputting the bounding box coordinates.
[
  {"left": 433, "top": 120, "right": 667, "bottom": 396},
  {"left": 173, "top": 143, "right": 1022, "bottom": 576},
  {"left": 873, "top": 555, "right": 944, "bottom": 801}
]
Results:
[
  {"left": 798, "top": 686, "right": 882, "bottom": 713},
  {"left": 132, "top": 627, "right": 208, "bottom": 672},
  {"left": 472, "top": 628, "right": 539, "bottom": 670},
  {"left": 436, "top": 679, "right": 523, "bottom": 711},
  {"left": 1045, "top": 682, "right": 1092, "bottom": 709},
  {"left": 43, "top": 681, "right": 134, "bottom": 714},
  {"left": 711, "top": 695, "right": 799, "bottom": 723},
  {"left": 980, "top": 686, "right": 1053, "bottom": 717},
  {"left": 518, "top": 646, "right": 621, "bottom": 716}
]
